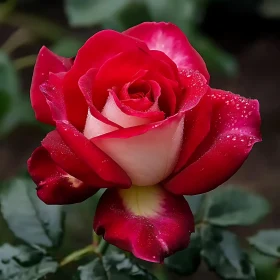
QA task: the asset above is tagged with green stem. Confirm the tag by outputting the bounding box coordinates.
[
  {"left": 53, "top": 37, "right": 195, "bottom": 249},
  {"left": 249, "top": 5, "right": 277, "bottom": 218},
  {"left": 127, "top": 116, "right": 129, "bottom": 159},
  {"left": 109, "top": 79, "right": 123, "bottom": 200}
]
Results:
[
  {"left": 93, "top": 231, "right": 100, "bottom": 247},
  {"left": 1, "top": 12, "right": 68, "bottom": 41},
  {"left": 59, "top": 238, "right": 110, "bottom": 267},
  {"left": 277, "top": 271, "right": 280, "bottom": 280},
  {"left": 1, "top": 28, "right": 33, "bottom": 54},
  {"left": 97, "top": 238, "right": 110, "bottom": 255},
  {"left": 14, "top": 54, "right": 37, "bottom": 70},
  {"left": 0, "top": 0, "right": 16, "bottom": 21},
  {"left": 59, "top": 245, "right": 95, "bottom": 267},
  {"left": 153, "top": 264, "right": 167, "bottom": 280}
]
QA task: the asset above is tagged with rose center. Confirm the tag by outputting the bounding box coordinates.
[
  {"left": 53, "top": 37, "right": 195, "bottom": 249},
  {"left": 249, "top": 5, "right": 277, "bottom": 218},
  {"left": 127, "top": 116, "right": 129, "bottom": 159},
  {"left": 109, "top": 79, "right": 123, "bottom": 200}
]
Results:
[{"left": 128, "top": 80, "right": 152, "bottom": 101}]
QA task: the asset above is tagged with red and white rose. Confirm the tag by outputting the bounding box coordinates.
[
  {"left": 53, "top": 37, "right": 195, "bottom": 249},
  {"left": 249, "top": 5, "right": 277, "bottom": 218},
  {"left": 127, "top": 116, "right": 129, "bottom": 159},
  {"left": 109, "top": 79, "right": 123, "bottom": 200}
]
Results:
[{"left": 28, "top": 22, "right": 261, "bottom": 262}]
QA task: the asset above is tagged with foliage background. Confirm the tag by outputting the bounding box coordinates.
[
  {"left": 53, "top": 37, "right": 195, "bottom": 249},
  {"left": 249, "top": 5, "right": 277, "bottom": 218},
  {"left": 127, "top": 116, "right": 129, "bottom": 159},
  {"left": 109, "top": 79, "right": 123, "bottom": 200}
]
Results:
[{"left": 0, "top": 0, "right": 279, "bottom": 279}]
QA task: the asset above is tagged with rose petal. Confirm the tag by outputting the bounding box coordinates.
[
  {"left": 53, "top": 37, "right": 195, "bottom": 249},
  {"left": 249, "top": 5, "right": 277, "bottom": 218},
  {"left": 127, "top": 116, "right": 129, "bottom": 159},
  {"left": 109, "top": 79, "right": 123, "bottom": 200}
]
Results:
[
  {"left": 28, "top": 146, "right": 98, "bottom": 204},
  {"left": 174, "top": 95, "right": 212, "bottom": 172},
  {"left": 120, "top": 79, "right": 161, "bottom": 112},
  {"left": 94, "top": 185, "right": 194, "bottom": 263},
  {"left": 121, "top": 97, "right": 154, "bottom": 111},
  {"left": 101, "top": 91, "right": 164, "bottom": 128},
  {"left": 83, "top": 109, "right": 118, "bottom": 139},
  {"left": 178, "top": 70, "right": 209, "bottom": 112},
  {"left": 79, "top": 68, "right": 120, "bottom": 138},
  {"left": 92, "top": 49, "right": 177, "bottom": 111},
  {"left": 55, "top": 121, "right": 132, "bottom": 188},
  {"left": 62, "top": 30, "right": 149, "bottom": 129},
  {"left": 124, "top": 22, "right": 209, "bottom": 81},
  {"left": 30, "top": 46, "right": 72, "bottom": 125},
  {"left": 42, "top": 130, "right": 115, "bottom": 188},
  {"left": 40, "top": 72, "right": 67, "bottom": 121},
  {"left": 92, "top": 114, "right": 184, "bottom": 186},
  {"left": 165, "top": 89, "right": 262, "bottom": 195}
]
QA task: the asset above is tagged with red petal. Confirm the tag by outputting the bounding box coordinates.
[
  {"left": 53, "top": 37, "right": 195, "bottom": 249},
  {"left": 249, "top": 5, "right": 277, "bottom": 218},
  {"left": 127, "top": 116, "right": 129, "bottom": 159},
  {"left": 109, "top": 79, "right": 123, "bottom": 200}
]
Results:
[
  {"left": 174, "top": 95, "right": 212, "bottom": 172},
  {"left": 41, "top": 72, "right": 68, "bottom": 121},
  {"left": 78, "top": 68, "right": 122, "bottom": 130},
  {"left": 124, "top": 22, "right": 209, "bottom": 81},
  {"left": 30, "top": 47, "right": 72, "bottom": 125},
  {"left": 145, "top": 71, "right": 177, "bottom": 115},
  {"left": 42, "top": 130, "right": 114, "bottom": 188},
  {"left": 55, "top": 121, "right": 131, "bottom": 188},
  {"left": 28, "top": 146, "right": 98, "bottom": 204},
  {"left": 165, "top": 89, "right": 261, "bottom": 195},
  {"left": 62, "top": 30, "right": 149, "bottom": 130},
  {"left": 121, "top": 97, "right": 154, "bottom": 111},
  {"left": 94, "top": 185, "right": 194, "bottom": 263},
  {"left": 91, "top": 49, "right": 178, "bottom": 111},
  {"left": 178, "top": 70, "right": 209, "bottom": 112}
]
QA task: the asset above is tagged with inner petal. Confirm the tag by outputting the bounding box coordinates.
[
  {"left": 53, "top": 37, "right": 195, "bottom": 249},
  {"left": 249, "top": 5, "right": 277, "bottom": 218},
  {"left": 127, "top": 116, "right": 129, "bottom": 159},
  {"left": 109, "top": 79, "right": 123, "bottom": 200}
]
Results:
[
  {"left": 101, "top": 91, "right": 164, "bottom": 128},
  {"left": 128, "top": 80, "right": 151, "bottom": 100},
  {"left": 119, "top": 79, "right": 162, "bottom": 113}
]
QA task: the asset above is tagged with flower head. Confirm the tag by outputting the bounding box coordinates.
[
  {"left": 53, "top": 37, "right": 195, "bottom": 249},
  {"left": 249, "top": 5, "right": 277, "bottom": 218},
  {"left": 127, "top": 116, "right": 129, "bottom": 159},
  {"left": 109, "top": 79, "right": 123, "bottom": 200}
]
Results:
[{"left": 28, "top": 22, "right": 261, "bottom": 263}]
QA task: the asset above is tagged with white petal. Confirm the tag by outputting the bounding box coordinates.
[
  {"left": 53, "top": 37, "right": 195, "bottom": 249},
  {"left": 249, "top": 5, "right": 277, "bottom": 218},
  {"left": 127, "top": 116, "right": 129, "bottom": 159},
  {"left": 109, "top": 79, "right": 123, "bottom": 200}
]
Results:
[
  {"left": 83, "top": 110, "right": 117, "bottom": 139},
  {"left": 102, "top": 93, "right": 155, "bottom": 128},
  {"left": 93, "top": 115, "right": 184, "bottom": 186}
]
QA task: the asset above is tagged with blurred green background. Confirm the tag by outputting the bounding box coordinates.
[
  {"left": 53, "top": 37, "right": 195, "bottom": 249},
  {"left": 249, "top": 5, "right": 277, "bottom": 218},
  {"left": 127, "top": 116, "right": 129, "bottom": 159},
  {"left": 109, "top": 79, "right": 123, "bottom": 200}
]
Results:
[{"left": 0, "top": 0, "right": 279, "bottom": 279}]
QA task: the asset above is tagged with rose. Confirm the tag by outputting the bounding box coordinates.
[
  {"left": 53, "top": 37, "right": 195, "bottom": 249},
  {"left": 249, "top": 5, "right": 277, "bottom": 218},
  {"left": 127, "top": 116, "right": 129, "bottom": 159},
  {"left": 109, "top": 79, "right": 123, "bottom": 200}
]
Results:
[{"left": 28, "top": 22, "right": 261, "bottom": 263}]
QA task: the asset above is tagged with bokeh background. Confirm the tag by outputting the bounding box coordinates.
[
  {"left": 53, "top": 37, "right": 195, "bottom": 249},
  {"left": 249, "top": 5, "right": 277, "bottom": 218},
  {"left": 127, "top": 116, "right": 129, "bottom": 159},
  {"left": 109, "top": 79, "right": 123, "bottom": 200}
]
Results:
[{"left": 0, "top": 0, "right": 279, "bottom": 279}]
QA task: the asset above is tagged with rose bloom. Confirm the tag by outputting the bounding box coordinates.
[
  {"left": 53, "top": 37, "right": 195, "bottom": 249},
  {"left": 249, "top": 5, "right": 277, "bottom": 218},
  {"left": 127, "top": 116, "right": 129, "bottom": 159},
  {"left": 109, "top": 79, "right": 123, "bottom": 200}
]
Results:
[{"left": 28, "top": 22, "right": 261, "bottom": 263}]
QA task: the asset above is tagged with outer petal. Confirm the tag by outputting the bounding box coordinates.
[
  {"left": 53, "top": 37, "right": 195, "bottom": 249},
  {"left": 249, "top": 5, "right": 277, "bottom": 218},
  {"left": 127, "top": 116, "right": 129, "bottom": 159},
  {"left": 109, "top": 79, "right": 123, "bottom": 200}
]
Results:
[
  {"left": 28, "top": 146, "right": 98, "bottom": 204},
  {"left": 42, "top": 130, "right": 115, "bottom": 188},
  {"left": 124, "top": 22, "right": 209, "bottom": 81},
  {"left": 177, "top": 70, "right": 209, "bottom": 112},
  {"left": 55, "top": 121, "right": 132, "bottom": 188},
  {"left": 92, "top": 114, "right": 184, "bottom": 186},
  {"left": 43, "top": 77, "right": 131, "bottom": 188},
  {"left": 30, "top": 46, "right": 72, "bottom": 125},
  {"left": 94, "top": 185, "right": 194, "bottom": 263},
  {"left": 165, "top": 89, "right": 262, "bottom": 195},
  {"left": 174, "top": 95, "right": 212, "bottom": 172}
]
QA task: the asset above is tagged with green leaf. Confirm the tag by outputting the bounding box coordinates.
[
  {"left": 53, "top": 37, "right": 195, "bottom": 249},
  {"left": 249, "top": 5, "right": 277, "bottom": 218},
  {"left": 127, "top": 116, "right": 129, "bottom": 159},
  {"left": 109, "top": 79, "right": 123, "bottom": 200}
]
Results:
[
  {"left": 249, "top": 249, "right": 278, "bottom": 280},
  {"left": 185, "top": 194, "right": 204, "bottom": 217},
  {"left": 0, "top": 90, "right": 11, "bottom": 120},
  {"left": 104, "top": 1, "right": 151, "bottom": 32},
  {"left": 203, "top": 186, "right": 270, "bottom": 226},
  {"left": 201, "top": 225, "right": 256, "bottom": 280},
  {"left": 190, "top": 34, "right": 238, "bottom": 77},
  {"left": 0, "top": 51, "right": 36, "bottom": 137},
  {"left": 76, "top": 252, "right": 157, "bottom": 280},
  {"left": 0, "top": 178, "right": 64, "bottom": 248},
  {"left": 105, "top": 251, "right": 158, "bottom": 279},
  {"left": 51, "top": 37, "right": 84, "bottom": 57},
  {"left": 165, "top": 231, "right": 201, "bottom": 275},
  {"left": 0, "top": 243, "right": 57, "bottom": 280},
  {"left": 0, "top": 51, "right": 19, "bottom": 98},
  {"left": 143, "top": 0, "right": 206, "bottom": 34},
  {"left": 77, "top": 258, "right": 108, "bottom": 280},
  {"left": 248, "top": 230, "right": 280, "bottom": 258},
  {"left": 65, "top": 0, "right": 130, "bottom": 27},
  {"left": 259, "top": 0, "right": 280, "bottom": 18}
]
